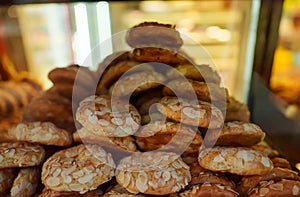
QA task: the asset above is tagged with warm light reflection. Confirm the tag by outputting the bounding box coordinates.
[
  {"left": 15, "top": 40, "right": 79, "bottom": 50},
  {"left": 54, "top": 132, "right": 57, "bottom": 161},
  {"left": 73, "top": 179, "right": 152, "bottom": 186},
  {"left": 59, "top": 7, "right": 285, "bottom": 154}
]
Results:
[
  {"left": 296, "top": 163, "right": 300, "bottom": 171},
  {"left": 205, "top": 26, "right": 231, "bottom": 42}
]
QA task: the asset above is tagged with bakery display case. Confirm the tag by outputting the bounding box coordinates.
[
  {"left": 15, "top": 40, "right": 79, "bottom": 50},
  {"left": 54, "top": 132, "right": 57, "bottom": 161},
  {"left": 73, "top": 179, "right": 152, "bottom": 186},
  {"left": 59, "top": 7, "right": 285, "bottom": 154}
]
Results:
[{"left": 1, "top": 0, "right": 300, "bottom": 196}]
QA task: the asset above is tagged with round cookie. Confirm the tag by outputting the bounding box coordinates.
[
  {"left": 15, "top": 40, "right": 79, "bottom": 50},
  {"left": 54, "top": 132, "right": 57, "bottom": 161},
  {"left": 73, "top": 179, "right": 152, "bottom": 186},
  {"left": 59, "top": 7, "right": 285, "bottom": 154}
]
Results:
[
  {"left": 108, "top": 71, "right": 165, "bottom": 97},
  {"left": 103, "top": 184, "right": 148, "bottom": 197},
  {"left": 0, "top": 168, "right": 16, "bottom": 195},
  {"left": 38, "top": 188, "right": 103, "bottom": 197},
  {"left": 42, "top": 144, "right": 115, "bottom": 194},
  {"left": 166, "top": 64, "right": 221, "bottom": 84},
  {"left": 157, "top": 96, "right": 224, "bottom": 129},
  {"left": 116, "top": 151, "right": 191, "bottom": 195},
  {"left": 136, "top": 121, "right": 202, "bottom": 156},
  {"left": 10, "top": 167, "right": 40, "bottom": 197},
  {"left": 9, "top": 122, "right": 72, "bottom": 147},
  {"left": 271, "top": 157, "right": 292, "bottom": 169},
  {"left": 130, "top": 47, "right": 190, "bottom": 65},
  {"left": 247, "top": 179, "right": 300, "bottom": 197},
  {"left": 237, "top": 167, "right": 300, "bottom": 196},
  {"left": 76, "top": 95, "right": 141, "bottom": 137},
  {"left": 225, "top": 97, "right": 250, "bottom": 123},
  {"left": 251, "top": 141, "right": 279, "bottom": 158},
  {"left": 198, "top": 147, "right": 274, "bottom": 176},
  {"left": 126, "top": 22, "right": 183, "bottom": 49},
  {"left": 204, "top": 121, "right": 265, "bottom": 147},
  {"left": 0, "top": 142, "right": 45, "bottom": 169}
]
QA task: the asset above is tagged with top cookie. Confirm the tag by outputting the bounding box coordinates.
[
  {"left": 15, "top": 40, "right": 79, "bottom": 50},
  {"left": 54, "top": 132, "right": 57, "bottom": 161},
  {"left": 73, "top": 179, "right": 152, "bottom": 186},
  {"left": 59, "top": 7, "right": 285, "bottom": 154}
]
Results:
[{"left": 126, "top": 22, "right": 183, "bottom": 49}]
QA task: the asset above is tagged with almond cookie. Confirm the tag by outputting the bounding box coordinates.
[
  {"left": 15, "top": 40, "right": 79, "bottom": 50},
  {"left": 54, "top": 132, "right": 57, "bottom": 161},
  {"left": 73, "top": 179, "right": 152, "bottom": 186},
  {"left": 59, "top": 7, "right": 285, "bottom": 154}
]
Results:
[
  {"left": 0, "top": 142, "right": 45, "bottom": 169},
  {"left": 10, "top": 167, "right": 40, "bottom": 197},
  {"left": 237, "top": 167, "right": 300, "bottom": 196},
  {"left": 0, "top": 168, "right": 16, "bottom": 195},
  {"left": 162, "top": 79, "right": 228, "bottom": 103},
  {"left": 171, "top": 183, "right": 239, "bottom": 197},
  {"left": 103, "top": 184, "right": 148, "bottom": 197},
  {"left": 225, "top": 97, "right": 250, "bottom": 123},
  {"left": 130, "top": 47, "right": 190, "bottom": 65},
  {"left": 42, "top": 144, "right": 115, "bottom": 193},
  {"left": 76, "top": 95, "right": 141, "bottom": 137},
  {"left": 108, "top": 71, "right": 165, "bottom": 97},
  {"left": 198, "top": 147, "right": 273, "bottom": 176},
  {"left": 9, "top": 122, "right": 72, "bottom": 146},
  {"left": 136, "top": 121, "right": 202, "bottom": 156},
  {"left": 157, "top": 96, "right": 224, "bottom": 129},
  {"left": 166, "top": 64, "right": 221, "bottom": 84},
  {"left": 38, "top": 189, "right": 103, "bottom": 197},
  {"left": 126, "top": 22, "right": 183, "bottom": 49},
  {"left": 247, "top": 179, "right": 300, "bottom": 197},
  {"left": 204, "top": 121, "right": 265, "bottom": 147},
  {"left": 271, "top": 157, "right": 292, "bottom": 169},
  {"left": 116, "top": 151, "right": 191, "bottom": 195},
  {"left": 251, "top": 141, "right": 279, "bottom": 158}
]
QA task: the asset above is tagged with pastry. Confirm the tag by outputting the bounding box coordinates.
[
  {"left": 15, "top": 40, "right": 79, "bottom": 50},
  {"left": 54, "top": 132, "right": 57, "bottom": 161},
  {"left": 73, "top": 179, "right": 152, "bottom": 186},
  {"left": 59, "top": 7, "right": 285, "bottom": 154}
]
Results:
[
  {"left": 225, "top": 97, "right": 250, "bottom": 123},
  {"left": 0, "top": 168, "right": 16, "bottom": 195},
  {"left": 271, "top": 157, "right": 292, "bottom": 169},
  {"left": 251, "top": 141, "right": 279, "bottom": 158},
  {"left": 42, "top": 144, "right": 115, "bottom": 193},
  {"left": 38, "top": 188, "right": 103, "bottom": 197}
]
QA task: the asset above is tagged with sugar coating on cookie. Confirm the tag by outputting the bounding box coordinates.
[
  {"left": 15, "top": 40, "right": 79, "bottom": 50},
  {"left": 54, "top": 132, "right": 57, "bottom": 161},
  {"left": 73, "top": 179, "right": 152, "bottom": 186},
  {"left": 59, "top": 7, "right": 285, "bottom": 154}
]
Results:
[
  {"left": 42, "top": 144, "right": 115, "bottom": 194},
  {"left": 116, "top": 151, "right": 191, "bottom": 195},
  {"left": 0, "top": 142, "right": 45, "bottom": 169},
  {"left": 9, "top": 121, "right": 72, "bottom": 146},
  {"left": 198, "top": 147, "right": 273, "bottom": 176},
  {"left": 76, "top": 95, "right": 141, "bottom": 137}
]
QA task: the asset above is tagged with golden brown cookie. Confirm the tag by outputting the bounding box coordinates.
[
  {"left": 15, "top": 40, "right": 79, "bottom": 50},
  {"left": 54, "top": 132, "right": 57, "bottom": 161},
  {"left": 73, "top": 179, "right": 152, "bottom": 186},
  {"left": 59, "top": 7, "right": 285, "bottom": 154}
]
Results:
[
  {"left": 42, "top": 144, "right": 115, "bottom": 193},
  {"left": 271, "top": 157, "right": 292, "bottom": 169},
  {"left": 76, "top": 95, "right": 141, "bottom": 137},
  {"left": 157, "top": 96, "right": 224, "bottom": 129},
  {"left": 116, "top": 151, "right": 191, "bottom": 195},
  {"left": 9, "top": 122, "right": 72, "bottom": 146},
  {"left": 237, "top": 167, "right": 300, "bottom": 196},
  {"left": 247, "top": 179, "right": 300, "bottom": 197},
  {"left": 10, "top": 167, "right": 40, "bottom": 197},
  {"left": 38, "top": 188, "right": 103, "bottom": 197},
  {"left": 251, "top": 141, "right": 279, "bottom": 158},
  {"left": 225, "top": 97, "right": 250, "bottom": 123},
  {"left": 136, "top": 121, "right": 202, "bottom": 156},
  {"left": 103, "top": 184, "right": 148, "bottom": 197},
  {"left": 166, "top": 64, "right": 221, "bottom": 84},
  {"left": 126, "top": 22, "right": 183, "bottom": 49},
  {"left": 0, "top": 112, "right": 21, "bottom": 142},
  {"left": 108, "top": 71, "right": 165, "bottom": 97},
  {"left": 198, "top": 147, "right": 273, "bottom": 176},
  {"left": 130, "top": 47, "right": 190, "bottom": 65},
  {"left": 0, "top": 142, "right": 45, "bottom": 169},
  {"left": 0, "top": 168, "right": 16, "bottom": 196},
  {"left": 204, "top": 121, "right": 265, "bottom": 147}
]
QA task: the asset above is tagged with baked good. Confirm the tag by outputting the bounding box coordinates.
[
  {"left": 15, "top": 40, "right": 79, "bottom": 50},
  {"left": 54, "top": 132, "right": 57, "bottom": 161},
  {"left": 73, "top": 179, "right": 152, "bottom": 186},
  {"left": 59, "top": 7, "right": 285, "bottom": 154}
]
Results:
[
  {"left": 251, "top": 141, "right": 279, "bottom": 158},
  {"left": 76, "top": 95, "right": 141, "bottom": 137},
  {"left": 237, "top": 167, "right": 300, "bottom": 196},
  {"left": 130, "top": 47, "right": 190, "bottom": 65},
  {"left": 225, "top": 97, "right": 250, "bottom": 123},
  {"left": 166, "top": 64, "right": 221, "bottom": 84},
  {"left": 108, "top": 71, "right": 165, "bottom": 97},
  {"left": 204, "top": 121, "right": 265, "bottom": 147},
  {"left": 157, "top": 96, "right": 224, "bottom": 128},
  {"left": 0, "top": 168, "right": 16, "bottom": 195},
  {"left": 103, "top": 184, "right": 148, "bottom": 197},
  {"left": 0, "top": 112, "right": 21, "bottom": 142},
  {"left": 198, "top": 147, "right": 273, "bottom": 175},
  {"left": 10, "top": 167, "right": 40, "bottom": 197},
  {"left": 247, "top": 179, "right": 300, "bottom": 197},
  {"left": 0, "top": 142, "right": 45, "bottom": 169},
  {"left": 9, "top": 122, "right": 72, "bottom": 146},
  {"left": 42, "top": 144, "right": 115, "bottom": 193},
  {"left": 136, "top": 121, "right": 202, "bottom": 156},
  {"left": 126, "top": 22, "right": 183, "bottom": 49},
  {"left": 116, "top": 151, "right": 191, "bottom": 195},
  {"left": 38, "top": 188, "right": 103, "bottom": 197},
  {"left": 271, "top": 157, "right": 292, "bottom": 169}
]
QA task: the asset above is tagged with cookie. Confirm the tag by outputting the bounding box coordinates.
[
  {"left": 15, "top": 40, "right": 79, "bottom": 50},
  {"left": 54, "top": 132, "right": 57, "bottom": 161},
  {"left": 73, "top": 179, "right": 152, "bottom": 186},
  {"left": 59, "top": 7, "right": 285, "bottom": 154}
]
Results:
[
  {"left": 157, "top": 96, "right": 224, "bottom": 128},
  {"left": 42, "top": 144, "right": 115, "bottom": 193},
  {"left": 198, "top": 147, "right": 273, "bottom": 175},
  {"left": 9, "top": 122, "right": 72, "bottom": 146},
  {"left": 140, "top": 112, "right": 166, "bottom": 125},
  {"left": 38, "top": 188, "right": 103, "bottom": 197},
  {"left": 0, "top": 88, "right": 19, "bottom": 117},
  {"left": 73, "top": 127, "right": 137, "bottom": 154},
  {"left": 225, "top": 97, "right": 250, "bottom": 123},
  {"left": 162, "top": 79, "right": 228, "bottom": 103},
  {"left": 108, "top": 71, "right": 165, "bottom": 97},
  {"left": 103, "top": 184, "right": 148, "bottom": 197},
  {"left": 237, "top": 167, "right": 300, "bottom": 196},
  {"left": 116, "top": 151, "right": 191, "bottom": 195},
  {"left": 0, "top": 168, "right": 16, "bottom": 195},
  {"left": 126, "top": 22, "right": 183, "bottom": 49},
  {"left": 166, "top": 64, "right": 221, "bottom": 84},
  {"left": 130, "top": 47, "right": 190, "bottom": 65},
  {"left": 251, "top": 141, "right": 279, "bottom": 158},
  {"left": 271, "top": 157, "right": 292, "bottom": 169},
  {"left": 76, "top": 95, "right": 141, "bottom": 137},
  {"left": 10, "top": 167, "right": 40, "bottom": 197},
  {"left": 247, "top": 179, "right": 300, "bottom": 197},
  {"left": 136, "top": 121, "right": 202, "bottom": 156},
  {"left": 171, "top": 183, "right": 239, "bottom": 197},
  {"left": 204, "top": 121, "right": 265, "bottom": 147},
  {"left": 0, "top": 142, "right": 45, "bottom": 169}
]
